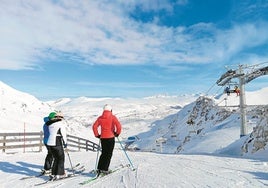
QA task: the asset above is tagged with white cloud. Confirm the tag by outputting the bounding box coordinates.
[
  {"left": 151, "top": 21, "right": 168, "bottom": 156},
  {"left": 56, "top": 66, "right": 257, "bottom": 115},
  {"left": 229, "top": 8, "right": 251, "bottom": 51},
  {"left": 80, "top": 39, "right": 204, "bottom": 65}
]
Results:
[{"left": 0, "top": 0, "right": 268, "bottom": 70}]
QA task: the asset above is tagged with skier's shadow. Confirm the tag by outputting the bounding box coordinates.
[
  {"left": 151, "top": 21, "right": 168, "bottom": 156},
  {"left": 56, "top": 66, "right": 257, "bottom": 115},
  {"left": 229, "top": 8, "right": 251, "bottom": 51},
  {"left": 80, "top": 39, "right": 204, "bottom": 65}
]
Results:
[
  {"left": 0, "top": 161, "right": 42, "bottom": 176},
  {"left": 245, "top": 171, "right": 268, "bottom": 186},
  {"left": 77, "top": 171, "right": 96, "bottom": 177}
]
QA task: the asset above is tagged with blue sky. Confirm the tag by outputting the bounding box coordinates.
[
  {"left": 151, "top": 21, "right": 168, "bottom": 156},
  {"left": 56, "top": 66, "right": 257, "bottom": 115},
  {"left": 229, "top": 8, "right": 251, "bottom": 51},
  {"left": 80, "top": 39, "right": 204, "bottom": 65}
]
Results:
[{"left": 0, "top": 0, "right": 268, "bottom": 100}]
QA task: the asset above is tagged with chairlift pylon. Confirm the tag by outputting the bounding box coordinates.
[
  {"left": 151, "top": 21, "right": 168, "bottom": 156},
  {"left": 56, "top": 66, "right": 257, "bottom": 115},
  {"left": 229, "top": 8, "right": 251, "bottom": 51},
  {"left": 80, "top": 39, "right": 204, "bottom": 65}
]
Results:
[{"left": 216, "top": 63, "right": 267, "bottom": 137}]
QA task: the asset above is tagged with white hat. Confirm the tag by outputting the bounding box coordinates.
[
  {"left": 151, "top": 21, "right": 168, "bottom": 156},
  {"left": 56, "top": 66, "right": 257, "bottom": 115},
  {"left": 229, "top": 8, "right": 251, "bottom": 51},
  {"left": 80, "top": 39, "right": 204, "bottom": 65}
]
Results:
[{"left": 103, "top": 104, "right": 112, "bottom": 111}]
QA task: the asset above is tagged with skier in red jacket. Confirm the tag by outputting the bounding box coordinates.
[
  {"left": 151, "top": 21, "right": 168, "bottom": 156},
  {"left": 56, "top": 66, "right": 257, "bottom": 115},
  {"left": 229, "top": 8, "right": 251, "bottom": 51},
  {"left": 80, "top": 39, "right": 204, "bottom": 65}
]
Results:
[{"left": 92, "top": 104, "right": 122, "bottom": 175}]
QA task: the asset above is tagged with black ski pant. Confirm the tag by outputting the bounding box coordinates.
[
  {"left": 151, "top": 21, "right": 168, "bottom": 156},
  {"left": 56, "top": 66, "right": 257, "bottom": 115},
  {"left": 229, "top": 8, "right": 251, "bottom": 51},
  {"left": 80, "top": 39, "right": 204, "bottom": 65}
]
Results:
[
  {"left": 49, "top": 145, "right": 65, "bottom": 175},
  {"left": 98, "top": 138, "right": 115, "bottom": 171},
  {"left": 44, "top": 144, "right": 54, "bottom": 170}
]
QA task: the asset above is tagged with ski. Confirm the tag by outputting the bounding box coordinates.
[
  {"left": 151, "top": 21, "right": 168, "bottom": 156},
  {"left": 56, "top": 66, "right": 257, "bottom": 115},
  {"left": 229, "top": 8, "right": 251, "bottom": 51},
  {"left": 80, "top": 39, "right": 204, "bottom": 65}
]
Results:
[
  {"left": 79, "top": 164, "right": 130, "bottom": 185},
  {"left": 71, "top": 166, "right": 86, "bottom": 175},
  {"left": 66, "top": 164, "right": 85, "bottom": 174},
  {"left": 34, "top": 174, "right": 77, "bottom": 186},
  {"left": 20, "top": 163, "right": 81, "bottom": 180},
  {"left": 66, "top": 163, "right": 81, "bottom": 171},
  {"left": 34, "top": 163, "right": 85, "bottom": 186},
  {"left": 20, "top": 172, "right": 45, "bottom": 180}
]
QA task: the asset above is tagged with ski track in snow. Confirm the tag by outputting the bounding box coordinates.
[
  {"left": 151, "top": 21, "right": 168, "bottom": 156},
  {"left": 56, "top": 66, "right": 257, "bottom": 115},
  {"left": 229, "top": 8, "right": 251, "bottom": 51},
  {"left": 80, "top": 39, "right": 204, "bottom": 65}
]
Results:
[{"left": 1, "top": 148, "right": 268, "bottom": 188}]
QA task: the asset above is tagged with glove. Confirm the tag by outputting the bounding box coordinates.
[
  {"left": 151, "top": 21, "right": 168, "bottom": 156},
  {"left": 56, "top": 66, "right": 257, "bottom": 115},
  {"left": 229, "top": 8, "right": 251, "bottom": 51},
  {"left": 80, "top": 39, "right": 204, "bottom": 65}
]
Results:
[
  {"left": 63, "top": 143, "right": 67, "bottom": 148},
  {"left": 96, "top": 135, "right": 101, "bottom": 139},
  {"left": 114, "top": 132, "right": 119, "bottom": 137}
]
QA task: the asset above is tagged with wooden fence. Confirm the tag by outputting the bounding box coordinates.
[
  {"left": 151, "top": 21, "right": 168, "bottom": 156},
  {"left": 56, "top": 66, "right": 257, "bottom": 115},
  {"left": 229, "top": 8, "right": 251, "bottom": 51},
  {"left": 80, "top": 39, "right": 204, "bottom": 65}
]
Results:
[{"left": 0, "top": 132, "right": 99, "bottom": 153}]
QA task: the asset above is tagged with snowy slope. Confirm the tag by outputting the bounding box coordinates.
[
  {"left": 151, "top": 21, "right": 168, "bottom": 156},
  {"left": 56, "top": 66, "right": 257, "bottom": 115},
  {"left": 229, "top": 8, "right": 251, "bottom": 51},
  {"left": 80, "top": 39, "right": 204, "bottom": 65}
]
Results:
[
  {"left": 1, "top": 81, "right": 268, "bottom": 187},
  {"left": 128, "top": 94, "right": 267, "bottom": 156},
  {"left": 0, "top": 81, "right": 52, "bottom": 132},
  {"left": 47, "top": 95, "right": 197, "bottom": 139},
  {"left": 1, "top": 150, "right": 268, "bottom": 188}
]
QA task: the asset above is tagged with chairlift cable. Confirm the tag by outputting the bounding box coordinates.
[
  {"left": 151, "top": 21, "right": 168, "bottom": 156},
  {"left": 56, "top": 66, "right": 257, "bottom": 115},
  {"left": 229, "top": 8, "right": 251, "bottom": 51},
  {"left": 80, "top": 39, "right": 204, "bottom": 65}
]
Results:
[
  {"left": 213, "top": 85, "right": 224, "bottom": 97},
  {"left": 205, "top": 82, "right": 217, "bottom": 95}
]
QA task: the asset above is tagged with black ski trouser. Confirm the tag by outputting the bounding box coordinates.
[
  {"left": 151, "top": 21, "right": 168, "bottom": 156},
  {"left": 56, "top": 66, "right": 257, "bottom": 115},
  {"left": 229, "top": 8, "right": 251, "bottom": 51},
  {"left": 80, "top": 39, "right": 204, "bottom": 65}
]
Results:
[
  {"left": 98, "top": 138, "right": 115, "bottom": 171},
  {"left": 44, "top": 145, "right": 54, "bottom": 170},
  {"left": 49, "top": 145, "right": 65, "bottom": 175}
]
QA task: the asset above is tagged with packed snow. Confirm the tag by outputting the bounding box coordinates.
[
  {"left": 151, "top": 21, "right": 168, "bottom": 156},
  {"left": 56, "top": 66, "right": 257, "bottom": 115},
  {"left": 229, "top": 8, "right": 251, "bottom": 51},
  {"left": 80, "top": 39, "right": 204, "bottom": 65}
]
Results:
[
  {"left": 1, "top": 150, "right": 268, "bottom": 188},
  {"left": 0, "top": 81, "right": 268, "bottom": 188}
]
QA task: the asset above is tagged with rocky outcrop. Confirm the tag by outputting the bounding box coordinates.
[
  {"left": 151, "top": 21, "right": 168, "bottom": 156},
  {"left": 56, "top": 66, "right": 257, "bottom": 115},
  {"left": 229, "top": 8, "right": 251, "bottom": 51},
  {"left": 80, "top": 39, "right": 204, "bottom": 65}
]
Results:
[{"left": 242, "top": 106, "right": 268, "bottom": 154}]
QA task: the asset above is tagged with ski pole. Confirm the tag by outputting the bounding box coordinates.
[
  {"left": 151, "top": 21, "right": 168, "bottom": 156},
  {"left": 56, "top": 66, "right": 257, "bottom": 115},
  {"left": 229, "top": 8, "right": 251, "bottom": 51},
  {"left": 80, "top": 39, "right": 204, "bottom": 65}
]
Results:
[
  {"left": 65, "top": 149, "right": 75, "bottom": 175},
  {"left": 116, "top": 137, "right": 135, "bottom": 171},
  {"left": 94, "top": 139, "right": 101, "bottom": 173}
]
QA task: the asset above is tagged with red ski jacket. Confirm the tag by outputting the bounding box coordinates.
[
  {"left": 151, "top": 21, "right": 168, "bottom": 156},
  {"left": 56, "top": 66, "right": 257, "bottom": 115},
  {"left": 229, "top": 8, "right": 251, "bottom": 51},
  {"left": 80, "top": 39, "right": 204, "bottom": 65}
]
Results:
[{"left": 92, "top": 110, "right": 122, "bottom": 139}]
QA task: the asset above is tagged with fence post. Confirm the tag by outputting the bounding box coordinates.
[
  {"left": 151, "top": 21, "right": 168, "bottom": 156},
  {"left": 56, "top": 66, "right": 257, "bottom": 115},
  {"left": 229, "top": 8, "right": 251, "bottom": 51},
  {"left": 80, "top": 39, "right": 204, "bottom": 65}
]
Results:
[
  {"left": 3, "top": 134, "right": 6, "bottom": 153},
  {"left": 94, "top": 143, "right": 98, "bottom": 151},
  {"left": 86, "top": 140, "right": 88, "bottom": 151},
  {"left": 23, "top": 123, "right": 26, "bottom": 153},
  {"left": 78, "top": 138, "right": 81, "bottom": 152},
  {"left": 39, "top": 131, "right": 43, "bottom": 152}
]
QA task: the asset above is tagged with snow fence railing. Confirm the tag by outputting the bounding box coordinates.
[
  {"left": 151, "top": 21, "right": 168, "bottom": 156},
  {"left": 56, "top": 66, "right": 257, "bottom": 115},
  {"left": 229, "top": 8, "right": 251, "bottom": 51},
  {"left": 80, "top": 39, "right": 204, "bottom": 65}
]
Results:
[{"left": 0, "top": 132, "right": 99, "bottom": 153}]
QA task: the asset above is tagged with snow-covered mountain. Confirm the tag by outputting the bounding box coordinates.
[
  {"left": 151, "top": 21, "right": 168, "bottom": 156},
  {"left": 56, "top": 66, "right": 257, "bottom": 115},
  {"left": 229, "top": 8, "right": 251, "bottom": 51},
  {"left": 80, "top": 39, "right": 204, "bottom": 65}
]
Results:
[
  {"left": 0, "top": 81, "right": 52, "bottom": 132},
  {"left": 0, "top": 81, "right": 197, "bottom": 138},
  {"left": 0, "top": 81, "right": 267, "bottom": 158},
  {"left": 130, "top": 94, "right": 267, "bottom": 157},
  {"left": 47, "top": 94, "right": 197, "bottom": 139},
  {"left": 1, "top": 81, "right": 268, "bottom": 188}
]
